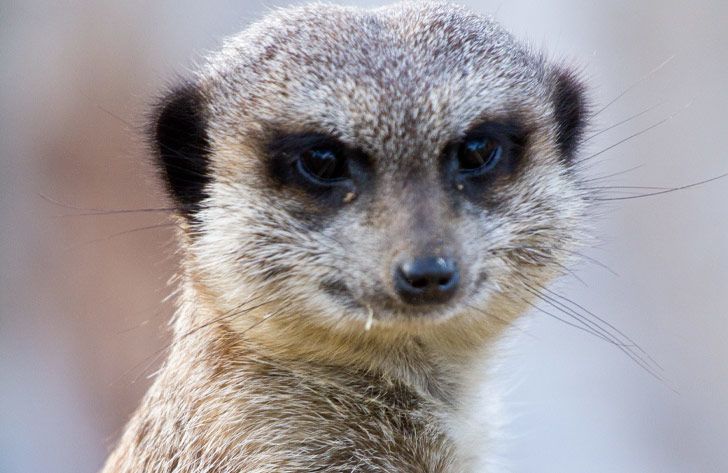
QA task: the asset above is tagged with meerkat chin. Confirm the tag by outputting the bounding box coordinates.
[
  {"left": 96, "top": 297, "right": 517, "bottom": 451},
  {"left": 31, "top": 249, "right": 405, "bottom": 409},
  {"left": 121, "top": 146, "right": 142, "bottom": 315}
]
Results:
[{"left": 102, "top": 2, "right": 589, "bottom": 472}]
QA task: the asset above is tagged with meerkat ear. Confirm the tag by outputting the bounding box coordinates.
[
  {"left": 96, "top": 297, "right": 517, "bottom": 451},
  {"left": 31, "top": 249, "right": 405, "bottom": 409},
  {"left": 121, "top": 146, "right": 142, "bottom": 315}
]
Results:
[
  {"left": 551, "top": 68, "right": 589, "bottom": 162},
  {"left": 151, "top": 81, "right": 211, "bottom": 218}
]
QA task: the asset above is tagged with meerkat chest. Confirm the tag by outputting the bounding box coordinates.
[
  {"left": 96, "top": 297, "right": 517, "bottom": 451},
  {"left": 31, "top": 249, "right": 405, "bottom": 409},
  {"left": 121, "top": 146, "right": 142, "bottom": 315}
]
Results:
[
  {"left": 136, "top": 366, "right": 468, "bottom": 472},
  {"left": 225, "top": 365, "right": 466, "bottom": 472}
]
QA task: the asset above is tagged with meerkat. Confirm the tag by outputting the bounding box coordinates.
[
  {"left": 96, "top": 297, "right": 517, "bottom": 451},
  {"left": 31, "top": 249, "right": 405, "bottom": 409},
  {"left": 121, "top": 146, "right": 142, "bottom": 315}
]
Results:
[{"left": 101, "top": 2, "right": 590, "bottom": 471}]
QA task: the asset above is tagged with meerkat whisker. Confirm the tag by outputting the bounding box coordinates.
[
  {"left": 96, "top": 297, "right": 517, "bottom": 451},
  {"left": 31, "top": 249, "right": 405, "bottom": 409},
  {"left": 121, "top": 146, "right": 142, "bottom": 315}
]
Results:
[
  {"left": 62, "top": 222, "right": 179, "bottom": 252},
  {"left": 593, "top": 54, "right": 675, "bottom": 117},
  {"left": 585, "top": 101, "right": 664, "bottom": 142},
  {"left": 583, "top": 102, "right": 691, "bottom": 163}
]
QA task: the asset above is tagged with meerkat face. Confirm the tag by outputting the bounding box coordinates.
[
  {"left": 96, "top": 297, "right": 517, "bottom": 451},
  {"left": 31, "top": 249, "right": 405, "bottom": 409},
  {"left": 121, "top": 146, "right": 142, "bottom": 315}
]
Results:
[{"left": 152, "top": 2, "right": 589, "bottom": 332}]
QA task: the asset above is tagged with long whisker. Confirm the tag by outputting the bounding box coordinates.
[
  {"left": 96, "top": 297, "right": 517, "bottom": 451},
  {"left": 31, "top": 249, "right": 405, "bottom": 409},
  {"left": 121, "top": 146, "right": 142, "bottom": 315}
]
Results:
[
  {"left": 489, "top": 240, "right": 666, "bottom": 380},
  {"left": 585, "top": 102, "right": 663, "bottom": 142},
  {"left": 540, "top": 286, "right": 661, "bottom": 368},
  {"left": 517, "top": 293, "right": 619, "bottom": 347},
  {"left": 178, "top": 297, "right": 280, "bottom": 342},
  {"left": 490, "top": 244, "right": 619, "bottom": 277},
  {"left": 63, "top": 222, "right": 178, "bottom": 252},
  {"left": 593, "top": 55, "right": 675, "bottom": 117},
  {"left": 521, "top": 281, "right": 637, "bottom": 351},
  {"left": 519, "top": 283, "right": 668, "bottom": 384},
  {"left": 521, "top": 276, "right": 665, "bottom": 377},
  {"left": 593, "top": 172, "right": 728, "bottom": 201},
  {"left": 582, "top": 103, "right": 690, "bottom": 163},
  {"left": 238, "top": 305, "right": 288, "bottom": 337},
  {"left": 85, "top": 93, "right": 212, "bottom": 156},
  {"left": 523, "top": 281, "right": 641, "bottom": 352},
  {"left": 580, "top": 164, "right": 645, "bottom": 183},
  {"left": 587, "top": 185, "right": 671, "bottom": 191},
  {"left": 40, "top": 193, "right": 178, "bottom": 216},
  {"left": 121, "top": 294, "right": 277, "bottom": 385}
]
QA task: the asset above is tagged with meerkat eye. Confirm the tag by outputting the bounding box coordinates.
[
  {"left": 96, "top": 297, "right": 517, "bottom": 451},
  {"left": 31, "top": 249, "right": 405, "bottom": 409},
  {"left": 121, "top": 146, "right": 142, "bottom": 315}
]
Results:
[
  {"left": 298, "top": 148, "right": 348, "bottom": 182},
  {"left": 457, "top": 137, "right": 503, "bottom": 174}
]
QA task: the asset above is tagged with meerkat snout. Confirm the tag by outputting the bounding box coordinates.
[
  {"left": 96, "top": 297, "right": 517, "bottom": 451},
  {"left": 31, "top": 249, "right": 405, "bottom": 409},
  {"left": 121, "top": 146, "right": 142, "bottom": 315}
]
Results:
[{"left": 394, "top": 255, "right": 460, "bottom": 305}]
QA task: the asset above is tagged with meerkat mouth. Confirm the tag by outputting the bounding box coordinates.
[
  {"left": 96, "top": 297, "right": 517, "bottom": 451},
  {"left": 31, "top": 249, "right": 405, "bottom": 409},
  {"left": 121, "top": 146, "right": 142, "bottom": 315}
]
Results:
[{"left": 318, "top": 263, "right": 500, "bottom": 326}]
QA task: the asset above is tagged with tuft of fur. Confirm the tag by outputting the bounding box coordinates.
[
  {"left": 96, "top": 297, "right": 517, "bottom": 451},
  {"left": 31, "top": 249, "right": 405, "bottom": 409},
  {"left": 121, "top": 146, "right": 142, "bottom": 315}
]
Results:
[{"left": 103, "top": 2, "right": 590, "bottom": 472}]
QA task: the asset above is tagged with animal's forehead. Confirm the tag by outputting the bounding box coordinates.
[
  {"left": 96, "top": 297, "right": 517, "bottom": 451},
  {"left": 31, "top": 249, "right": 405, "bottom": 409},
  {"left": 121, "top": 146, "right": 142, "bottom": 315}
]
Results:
[{"left": 205, "top": 2, "right": 549, "bottom": 156}]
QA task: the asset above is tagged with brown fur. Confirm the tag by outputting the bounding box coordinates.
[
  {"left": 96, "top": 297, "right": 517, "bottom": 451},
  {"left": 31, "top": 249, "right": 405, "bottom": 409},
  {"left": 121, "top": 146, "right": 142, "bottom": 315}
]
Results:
[{"left": 102, "top": 2, "right": 590, "bottom": 471}]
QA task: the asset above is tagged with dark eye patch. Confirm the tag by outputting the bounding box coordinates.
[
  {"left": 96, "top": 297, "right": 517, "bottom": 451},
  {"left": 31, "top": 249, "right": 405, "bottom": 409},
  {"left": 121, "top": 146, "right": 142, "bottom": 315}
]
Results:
[
  {"left": 448, "top": 121, "right": 527, "bottom": 177},
  {"left": 443, "top": 119, "right": 530, "bottom": 208},
  {"left": 266, "top": 132, "right": 369, "bottom": 205}
]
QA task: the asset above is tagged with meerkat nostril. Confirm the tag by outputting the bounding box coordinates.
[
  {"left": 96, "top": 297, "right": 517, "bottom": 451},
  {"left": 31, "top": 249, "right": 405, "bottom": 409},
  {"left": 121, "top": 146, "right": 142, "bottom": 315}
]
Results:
[
  {"left": 395, "top": 256, "right": 460, "bottom": 305},
  {"left": 410, "top": 278, "right": 429, "bottom": 289}
]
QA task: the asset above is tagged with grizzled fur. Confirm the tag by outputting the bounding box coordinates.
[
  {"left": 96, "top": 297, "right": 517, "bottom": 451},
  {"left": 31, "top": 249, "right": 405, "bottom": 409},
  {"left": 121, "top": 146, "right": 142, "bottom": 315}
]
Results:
[{"left": 103, "top": 2, "right": 590, "bottom": 472}]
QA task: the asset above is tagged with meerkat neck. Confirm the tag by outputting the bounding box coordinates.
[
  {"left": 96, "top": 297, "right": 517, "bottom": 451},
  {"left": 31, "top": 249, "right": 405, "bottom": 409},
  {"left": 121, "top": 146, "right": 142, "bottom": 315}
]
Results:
[{"left": 171, "top": 276, "right": 501, "bottom": 407}]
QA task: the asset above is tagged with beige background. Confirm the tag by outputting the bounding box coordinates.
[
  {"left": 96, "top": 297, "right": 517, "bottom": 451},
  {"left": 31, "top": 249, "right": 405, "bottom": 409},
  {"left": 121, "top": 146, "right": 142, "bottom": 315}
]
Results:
[{"left": 1, "top": 1, "right": 726, "bottom": 472}]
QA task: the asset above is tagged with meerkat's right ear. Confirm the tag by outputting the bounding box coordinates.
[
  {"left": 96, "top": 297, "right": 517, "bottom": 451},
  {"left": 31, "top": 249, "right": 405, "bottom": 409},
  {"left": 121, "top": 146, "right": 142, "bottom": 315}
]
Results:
[
  {"left": 150, "top": 82, "right": 212, "bottom": 218},
  {"left": 550, "top": 67, "right": 589, "bottom": 163}
]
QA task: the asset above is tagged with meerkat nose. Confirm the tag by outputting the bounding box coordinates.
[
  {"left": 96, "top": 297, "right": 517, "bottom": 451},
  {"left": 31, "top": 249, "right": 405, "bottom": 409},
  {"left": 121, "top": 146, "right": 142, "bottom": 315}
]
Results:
[{"left": 394, "top": 256, "right": 460, "bottom": 305}]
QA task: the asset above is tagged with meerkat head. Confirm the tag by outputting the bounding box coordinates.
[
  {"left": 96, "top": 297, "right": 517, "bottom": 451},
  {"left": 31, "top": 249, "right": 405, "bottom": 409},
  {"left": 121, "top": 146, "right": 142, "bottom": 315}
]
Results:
[{"left": 152, "top": 2, "right": 589, "bottom": 336}]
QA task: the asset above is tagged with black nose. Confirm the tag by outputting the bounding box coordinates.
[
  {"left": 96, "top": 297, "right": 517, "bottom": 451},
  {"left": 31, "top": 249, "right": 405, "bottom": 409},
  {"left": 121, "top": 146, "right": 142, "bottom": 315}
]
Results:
[{"left": 394, "top": 256, "right": 460, "bottom": 305}]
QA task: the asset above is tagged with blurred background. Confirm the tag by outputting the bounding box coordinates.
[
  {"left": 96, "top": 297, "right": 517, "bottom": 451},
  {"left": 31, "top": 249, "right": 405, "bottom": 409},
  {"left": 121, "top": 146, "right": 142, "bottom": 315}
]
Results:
[{"left": 1, "top": 1, "right": 726, "bottom": 471}]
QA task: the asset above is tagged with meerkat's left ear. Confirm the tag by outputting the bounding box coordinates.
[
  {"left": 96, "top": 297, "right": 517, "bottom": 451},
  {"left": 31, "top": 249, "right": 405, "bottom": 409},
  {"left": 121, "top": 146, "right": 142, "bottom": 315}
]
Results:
[
  {"left": 550, "top": 67, "right": 589, "bottom": 161},
  {"left": 150, "top": 81, "right": 212, "bottom": 219}
]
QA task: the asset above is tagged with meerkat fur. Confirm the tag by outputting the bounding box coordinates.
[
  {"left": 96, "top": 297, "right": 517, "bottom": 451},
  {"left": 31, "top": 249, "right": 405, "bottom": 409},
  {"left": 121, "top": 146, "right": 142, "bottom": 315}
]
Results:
[{"left": 102, "top": 2, "right": 590, "bottom": 472}]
